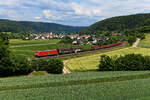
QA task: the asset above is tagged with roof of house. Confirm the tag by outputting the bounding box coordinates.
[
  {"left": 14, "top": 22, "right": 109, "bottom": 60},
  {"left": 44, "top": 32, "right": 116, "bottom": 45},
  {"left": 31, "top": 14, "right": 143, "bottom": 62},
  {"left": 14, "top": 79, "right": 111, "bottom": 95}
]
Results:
[{"left": 80, "top": 35, "right": 90, "bottom": 38}]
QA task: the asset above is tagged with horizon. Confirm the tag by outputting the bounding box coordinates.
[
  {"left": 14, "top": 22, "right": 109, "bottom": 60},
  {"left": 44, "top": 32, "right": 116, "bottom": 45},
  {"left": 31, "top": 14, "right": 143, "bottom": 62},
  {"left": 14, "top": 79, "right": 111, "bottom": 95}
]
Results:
[{"left": 0, "top": 0, "right": 150, "bottom": 26}]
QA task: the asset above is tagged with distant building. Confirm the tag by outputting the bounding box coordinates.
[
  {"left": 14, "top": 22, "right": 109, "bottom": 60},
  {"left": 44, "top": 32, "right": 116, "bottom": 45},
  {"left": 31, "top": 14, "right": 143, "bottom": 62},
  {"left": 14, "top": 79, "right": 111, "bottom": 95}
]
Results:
[
  {"left": 80, "top": 35, "right": 90, "bottom": 39},
  {"left": 69, "top": 34, "right": 78, "bottom": 39}
]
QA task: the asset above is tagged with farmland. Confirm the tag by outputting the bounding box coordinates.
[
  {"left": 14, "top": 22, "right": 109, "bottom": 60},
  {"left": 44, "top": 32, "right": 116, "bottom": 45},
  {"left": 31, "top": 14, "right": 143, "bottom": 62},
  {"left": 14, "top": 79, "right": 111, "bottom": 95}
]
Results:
[
  {"left": 66, "top": 47, "right": 150, "bottom": 71},
  {"left": 0, "top": 71, "right": 150, "bottom": 100}
]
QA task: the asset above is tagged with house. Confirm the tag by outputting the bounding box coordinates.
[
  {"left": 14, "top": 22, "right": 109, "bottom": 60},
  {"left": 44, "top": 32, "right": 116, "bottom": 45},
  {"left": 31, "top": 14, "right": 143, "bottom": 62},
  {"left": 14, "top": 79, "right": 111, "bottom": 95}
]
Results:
[
  {"left": 72, "top": 40, "right": 78, "bottom": 44},
  {"left": 69, "top": 34, "right": 78, "bottom": 39},
  {"left": 80, "top": 35, "right": 90, "bottom": 39},
  {"left": 42, "top": 33, "right": 53, "bottom": 39}
]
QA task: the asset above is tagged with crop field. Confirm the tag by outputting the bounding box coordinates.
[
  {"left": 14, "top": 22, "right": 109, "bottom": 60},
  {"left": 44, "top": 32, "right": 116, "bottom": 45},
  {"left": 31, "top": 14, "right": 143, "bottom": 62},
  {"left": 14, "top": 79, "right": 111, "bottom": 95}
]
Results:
[
  {"left": 0, "top": 71, "right": 150, "bottom": 100},
  {"left": 66, "top": 47, "right": 150, "bottom": 71}
]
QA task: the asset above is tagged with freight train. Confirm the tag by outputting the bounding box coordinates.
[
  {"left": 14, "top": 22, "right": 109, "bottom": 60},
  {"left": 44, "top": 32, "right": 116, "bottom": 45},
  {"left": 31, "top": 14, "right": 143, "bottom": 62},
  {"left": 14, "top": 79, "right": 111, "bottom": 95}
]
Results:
[{"left": 35, "top": 42, "right": 123, "bottom": 57}]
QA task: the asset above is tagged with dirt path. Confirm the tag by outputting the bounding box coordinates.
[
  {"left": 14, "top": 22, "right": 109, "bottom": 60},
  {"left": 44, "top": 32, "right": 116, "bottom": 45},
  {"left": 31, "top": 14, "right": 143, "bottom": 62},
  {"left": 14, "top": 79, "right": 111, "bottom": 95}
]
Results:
[
  {"left": 10, "top": 43, "right": 56, "bottom": 48},
  {"left": 63, "top": 60, "right": 71, "bottom": 74},
  {"left": 132, "top": 38, "right": 140, "bottom": 47}
]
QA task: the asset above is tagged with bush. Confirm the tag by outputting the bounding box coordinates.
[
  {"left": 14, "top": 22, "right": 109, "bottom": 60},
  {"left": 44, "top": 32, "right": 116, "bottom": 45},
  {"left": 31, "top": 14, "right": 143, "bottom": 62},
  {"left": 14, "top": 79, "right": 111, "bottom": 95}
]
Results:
[
  {"left": 46, "top": 59, "right": 64, "bottom": 74},
  {"left": 127, "top": 36, "right": 136, "bottom": 45},
  {"left": 31, "top": 59, "right": 48, "bottom": 71},
  {"left": 99, "top": 54, "right": 150, "bottom": 71},
  {"left": 59, "top": 36, "right": 73, "bottom": 44},
  {"left": 99, "top": 55, "right": 116, "bottom": 71},
  {"left": 0, "top": 56, "right": 32, "bottom": 77},
  {"left": 31, "top": 59, "right": 64, "bottom": 74},
  {"left": 12, "top": 56, "right": 33, "bottom": 75},
  {"left": 81, "top": 44, "right": 92, "bottom": 51}
]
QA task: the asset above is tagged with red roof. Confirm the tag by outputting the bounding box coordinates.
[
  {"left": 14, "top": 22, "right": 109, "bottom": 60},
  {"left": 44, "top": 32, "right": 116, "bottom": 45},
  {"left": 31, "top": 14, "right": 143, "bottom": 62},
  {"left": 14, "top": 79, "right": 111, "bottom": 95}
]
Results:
[{"left": 80, "top": 35, "right": 89, "bottom": 38}]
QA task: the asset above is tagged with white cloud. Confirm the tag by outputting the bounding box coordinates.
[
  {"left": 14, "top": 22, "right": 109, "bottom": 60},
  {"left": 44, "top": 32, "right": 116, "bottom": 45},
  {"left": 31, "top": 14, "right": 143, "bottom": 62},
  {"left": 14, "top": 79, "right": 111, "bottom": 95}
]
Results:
[
  {"left": 71, "top": 2, "right": 101, "bottom": 17},
  {"left": 43, "top": 10, "right": 62, "bottom": 20},
  {"left": 35, "top": 16, "right": 42, "bottom": 20}
]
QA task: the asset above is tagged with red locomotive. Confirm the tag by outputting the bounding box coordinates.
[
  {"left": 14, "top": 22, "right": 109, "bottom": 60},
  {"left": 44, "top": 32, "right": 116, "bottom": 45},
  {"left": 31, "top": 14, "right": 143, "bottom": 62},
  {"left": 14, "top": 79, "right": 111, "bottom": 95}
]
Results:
[
  {"left": 35, "top": 42, "right": 123, "bottom": 57},
  {"left": 35, "top": 49, "right": 58, "bottom": 57},
  {"left": 35, "top": 47, "right": 82, "bottom": 57}
]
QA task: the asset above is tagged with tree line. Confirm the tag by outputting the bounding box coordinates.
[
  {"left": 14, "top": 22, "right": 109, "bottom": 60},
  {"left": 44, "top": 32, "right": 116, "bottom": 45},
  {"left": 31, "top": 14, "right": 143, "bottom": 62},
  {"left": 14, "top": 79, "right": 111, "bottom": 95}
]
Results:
[
  {"left": 99, "top": 54, "right": 150, "bottom": 71},
  {"left": 0, "top": 19, "right": 84, "bottom": 33}
]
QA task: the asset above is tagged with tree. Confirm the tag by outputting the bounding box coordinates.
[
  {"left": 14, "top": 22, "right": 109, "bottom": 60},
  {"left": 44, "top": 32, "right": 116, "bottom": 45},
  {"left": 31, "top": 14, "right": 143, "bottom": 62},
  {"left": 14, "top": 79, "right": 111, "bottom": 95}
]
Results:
[
  {"left": 127, "top": 36, "right": 136, "bottom": 45},
  {"left": 59, "top": 36, "right": 73, "bottom": 44},
  {"left": 0, "top": 32, "right": 10, "bottom": 60}
]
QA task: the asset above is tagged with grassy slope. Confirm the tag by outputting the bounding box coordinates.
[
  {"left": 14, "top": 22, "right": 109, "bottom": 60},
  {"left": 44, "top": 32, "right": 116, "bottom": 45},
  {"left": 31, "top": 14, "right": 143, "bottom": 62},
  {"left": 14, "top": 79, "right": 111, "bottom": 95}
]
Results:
[
  {"left": 138, "top": 34, "right": 150, "bottom": 48},
  {"left": 66, "top": 47, "right": 150, "bottom": 71},
  {"left": 0, "top": 71, "right": 150, "bottom": 100}
]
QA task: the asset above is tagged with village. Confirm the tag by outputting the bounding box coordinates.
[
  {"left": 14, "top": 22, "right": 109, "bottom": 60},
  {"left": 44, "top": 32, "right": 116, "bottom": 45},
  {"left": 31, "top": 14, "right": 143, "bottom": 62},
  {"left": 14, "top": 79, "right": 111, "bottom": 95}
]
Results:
[{"left": 26, "top": 32, "right": 124, "bottom": 45}]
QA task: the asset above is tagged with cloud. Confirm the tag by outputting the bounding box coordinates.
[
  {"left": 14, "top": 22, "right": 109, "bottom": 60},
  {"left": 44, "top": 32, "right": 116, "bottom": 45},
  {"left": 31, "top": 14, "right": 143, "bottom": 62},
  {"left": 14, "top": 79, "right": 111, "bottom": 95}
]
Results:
[
  {"left": 43, "top": 10, "right": 62, "bottom": 20},
  {"left": 0, "top": 0, "right": 149, "bottom": 26},
  {"left": 71, "top": 2, "right": 101, "bottom": 17},
  {"left": 35, "top": 16, "right": 42, "bottom": 20}
]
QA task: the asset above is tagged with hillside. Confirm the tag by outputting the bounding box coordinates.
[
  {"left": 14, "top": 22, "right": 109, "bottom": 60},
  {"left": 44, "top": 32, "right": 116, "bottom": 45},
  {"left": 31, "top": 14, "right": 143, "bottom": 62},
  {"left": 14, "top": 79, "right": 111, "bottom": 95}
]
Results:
[
  {"left": 81, "top": 13, "right": 150, "bottom": 33},
  {"left": 0, "top": 19, "right": 85, "bottom": 33}
]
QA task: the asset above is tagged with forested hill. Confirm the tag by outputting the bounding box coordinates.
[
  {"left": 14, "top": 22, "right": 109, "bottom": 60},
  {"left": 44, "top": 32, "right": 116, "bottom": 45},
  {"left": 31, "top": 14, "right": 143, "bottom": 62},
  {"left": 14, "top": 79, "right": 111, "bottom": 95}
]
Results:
[
  {"left": 81, "top": 13, "right": 150, "bottom": 33},
  {"left": 0, "top": 19, "right": 85, "bottom": 33}
]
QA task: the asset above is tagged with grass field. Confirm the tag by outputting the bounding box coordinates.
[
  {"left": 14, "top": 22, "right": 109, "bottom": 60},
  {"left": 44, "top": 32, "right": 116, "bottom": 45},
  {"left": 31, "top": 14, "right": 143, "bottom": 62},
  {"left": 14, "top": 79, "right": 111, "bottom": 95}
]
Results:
[
  {"left": 9, "top": 39, "right": 60, "bottom": 46},
  {"left": 139, "top": 34, "right": 150, "bottom": 45},
  {"left": 66, "top": 47, "right": 150, "bottom": 71},
  {"left": 138, "top": 34, "right": 150, "bottom": 48},
  {"left": 0, "top": 71, "right": 150, "bottom": 100}
]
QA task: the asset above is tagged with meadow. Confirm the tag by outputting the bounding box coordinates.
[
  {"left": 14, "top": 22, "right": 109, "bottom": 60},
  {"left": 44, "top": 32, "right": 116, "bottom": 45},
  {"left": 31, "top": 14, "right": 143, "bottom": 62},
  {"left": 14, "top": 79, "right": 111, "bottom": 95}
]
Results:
[
  {"left": 138, "top": 34, "right": 150, "bottom": 48},
  {"left": 0, "top": 71, "right": 150, "bottom": 100},
  {"left": 10, "top": 39, "right": 60, "bottom": 46},
  {"left": 66, "top": 47, "right": 150, "bottom": 71}
]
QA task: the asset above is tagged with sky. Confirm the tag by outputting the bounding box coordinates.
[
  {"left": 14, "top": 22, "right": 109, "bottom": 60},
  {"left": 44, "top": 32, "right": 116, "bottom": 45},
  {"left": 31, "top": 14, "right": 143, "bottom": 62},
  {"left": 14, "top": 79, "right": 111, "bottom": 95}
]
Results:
[{"left": 0, "top": 0, "right": 150, "bottom": 26}]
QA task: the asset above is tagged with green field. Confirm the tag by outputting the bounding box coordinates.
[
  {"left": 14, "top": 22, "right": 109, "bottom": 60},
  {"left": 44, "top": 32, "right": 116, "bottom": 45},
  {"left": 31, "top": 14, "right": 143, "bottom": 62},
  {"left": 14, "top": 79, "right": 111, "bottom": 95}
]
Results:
[
  {"left": 138, "top": 34, "right": 150, "bottom": 48},
  {"left": 66, "top": 47, "right": 150, "bottom": 71},
  {"left": 10, "top": 39, "right": 60, "bottom": 46},
  {"left": 0, "top": 71, "right": 150, "bottom": 100},
  {"left": 139, "top": 34, "right": 150, "bottom": 45},
  {"left": 9, "top": 39, "right": 79, "bottom": 58}
]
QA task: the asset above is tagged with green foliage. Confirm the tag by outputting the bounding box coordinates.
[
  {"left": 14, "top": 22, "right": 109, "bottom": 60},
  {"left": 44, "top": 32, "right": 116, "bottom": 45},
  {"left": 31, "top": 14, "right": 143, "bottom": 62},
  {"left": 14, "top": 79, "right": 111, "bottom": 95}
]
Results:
[
  {"left": 81, "top": 44, "right": 92, "bottom": 51},
  {"left": 99, "top": 55, "right": 116, "bottom": 71},
  {"left": 0, "top": 33, "right": 32, "bottom": 76},
  {"left": 46, "top": 59, "right": 64, "bottom": 74},
  {"left": 81, "top": 13, "right": 150, "bottom": 33},
  {"left": 0, "top": 33, "right": 12, "bottom": 74},
  {"left": 0, "top": 56, "right": 32, "bottom": 77},
  {"left": 127, "top": 36, "right": 136, "bottom": 45},
  {"left": 99, "top": 54, "right": 150, "bottom": 71},
  {"left": 59, "top": 36, "right": 73, "bottom": 44},
  {"left": 136, "top": 26, "right": 150, "bottom": 33},
  {"left": 32, "top": 59, "right": 64, "bottom": 74},
  {"left": 11, "top": 56, "right": 33, "bottom": 76}
]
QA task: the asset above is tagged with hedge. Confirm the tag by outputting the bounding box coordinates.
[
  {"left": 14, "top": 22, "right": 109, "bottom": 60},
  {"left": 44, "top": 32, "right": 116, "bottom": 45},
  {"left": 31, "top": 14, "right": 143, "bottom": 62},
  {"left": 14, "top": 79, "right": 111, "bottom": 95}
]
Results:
[{"left": 99, "top": 54, "right": 150, "bottom": 71}]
